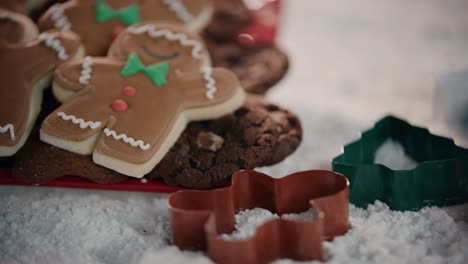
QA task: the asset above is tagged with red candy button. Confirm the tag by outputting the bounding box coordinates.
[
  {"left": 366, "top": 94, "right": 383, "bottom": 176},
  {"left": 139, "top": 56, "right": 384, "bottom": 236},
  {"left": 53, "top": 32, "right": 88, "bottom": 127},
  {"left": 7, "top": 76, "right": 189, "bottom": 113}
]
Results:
[
  {"left": 122, "top": 86, "right": 136, "bottom": 97},
  {"left": 112, "top": 99, "right": 128, "bottom": 112}
]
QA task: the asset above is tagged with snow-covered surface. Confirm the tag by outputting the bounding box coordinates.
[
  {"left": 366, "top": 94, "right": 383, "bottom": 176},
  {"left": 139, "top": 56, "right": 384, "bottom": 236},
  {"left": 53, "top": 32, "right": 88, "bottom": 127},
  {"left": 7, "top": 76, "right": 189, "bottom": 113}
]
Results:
[
  {"left": 373, "top": 140, "right": 419, "bottom": 170},
  {"left": 220, "top": 208, "right": 318, "bottom": 241},
  {"left": 273, "top": 202, "right": 468, "bottom": 264},
  {"left": 221, "top": 208, "right": 279, "bottom": 241},
  {"left": 1, "top": 0, "right": 468, "bottom": 263}
]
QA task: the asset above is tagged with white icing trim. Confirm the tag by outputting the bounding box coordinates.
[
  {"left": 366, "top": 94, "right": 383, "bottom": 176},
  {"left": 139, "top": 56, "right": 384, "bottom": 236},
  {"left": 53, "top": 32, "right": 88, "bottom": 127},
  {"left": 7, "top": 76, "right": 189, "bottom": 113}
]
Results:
[
  {"left": 201, "top": 67, "right": 216, "bottom": 100},
  {"left": 39, "top": 33, "right": 69, "bottom": 60},
  {"left": 162, "top": 0, "right": 194, "bottom": 24},
  {"left": 103, "top": 128, "right": 150, "bottom": 150},
  {"left": 50, "top": 4, "right": 71, "bottom": 32},
  {"left": 57, "top": 112, "right": 102, "bottom": 129},
  {"left": 127, "top": 25, "right": 203, "bottom": 59},
  {"left": 79, "top": 56, "right": 93, "bottom": 85},
  {"left": 0, "top": 124, "right": 15, "bottom": 141}
]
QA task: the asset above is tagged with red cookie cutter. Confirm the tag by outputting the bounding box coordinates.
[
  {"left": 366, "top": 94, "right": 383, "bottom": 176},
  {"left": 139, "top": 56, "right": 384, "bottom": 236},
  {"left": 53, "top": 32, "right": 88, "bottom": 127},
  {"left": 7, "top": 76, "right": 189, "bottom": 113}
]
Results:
[{"left": 169, "top": 170, "right": 349, "bottom": 264}]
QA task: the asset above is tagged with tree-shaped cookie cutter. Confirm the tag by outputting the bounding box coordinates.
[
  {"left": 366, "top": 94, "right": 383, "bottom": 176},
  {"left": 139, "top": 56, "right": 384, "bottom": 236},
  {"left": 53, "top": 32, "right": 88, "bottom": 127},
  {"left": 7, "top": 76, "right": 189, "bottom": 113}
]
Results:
[
  {"left": 332, "top": 115, "right": 468, "bottom": 211},
  {"left": 169, "top": 170, "right": 349, "bottom": 264}
]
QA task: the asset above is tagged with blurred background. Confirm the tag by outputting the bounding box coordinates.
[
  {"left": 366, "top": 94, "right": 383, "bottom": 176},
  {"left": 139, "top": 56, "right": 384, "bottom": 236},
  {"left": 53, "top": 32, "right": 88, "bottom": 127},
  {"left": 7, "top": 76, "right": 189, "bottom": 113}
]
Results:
[{"left": 262, "top": 0, "right": 468, "bottom": 175}]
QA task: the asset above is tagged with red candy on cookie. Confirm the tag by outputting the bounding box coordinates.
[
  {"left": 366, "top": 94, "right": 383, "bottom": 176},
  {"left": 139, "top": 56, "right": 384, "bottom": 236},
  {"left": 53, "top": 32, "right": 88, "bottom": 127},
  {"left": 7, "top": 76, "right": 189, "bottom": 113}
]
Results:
[
  {"left": 122, "top": 86, "right": 136, "bottom": 97},
  {"left": 111, "top": 99, "right": 128, "bottom": 112}
]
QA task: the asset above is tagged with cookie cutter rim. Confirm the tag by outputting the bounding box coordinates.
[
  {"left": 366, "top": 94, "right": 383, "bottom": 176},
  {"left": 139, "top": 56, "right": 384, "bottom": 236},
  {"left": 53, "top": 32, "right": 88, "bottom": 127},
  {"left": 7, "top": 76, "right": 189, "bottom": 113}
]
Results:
[
  {"left": 332, "top": 115, "right": 468, "bottom": 211},
  {"left": 169, "top": 169, "right": 349, "bottom": 264}
]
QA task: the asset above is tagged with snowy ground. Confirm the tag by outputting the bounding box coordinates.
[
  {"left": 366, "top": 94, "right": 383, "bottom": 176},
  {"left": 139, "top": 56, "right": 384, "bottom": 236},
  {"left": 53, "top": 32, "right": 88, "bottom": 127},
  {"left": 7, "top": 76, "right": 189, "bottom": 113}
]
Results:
[{"left": 1, "top": 0, "right": 468, "bottom": 263}]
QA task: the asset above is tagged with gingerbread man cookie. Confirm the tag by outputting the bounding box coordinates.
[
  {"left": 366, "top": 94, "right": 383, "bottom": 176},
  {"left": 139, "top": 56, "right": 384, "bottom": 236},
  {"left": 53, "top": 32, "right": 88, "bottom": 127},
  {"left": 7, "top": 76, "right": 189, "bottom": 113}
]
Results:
[
  {"left": 0, "top": 9, "right": 83, "bottom": 157},
  {"left": 40, "top": 22, "right": 245, "bottom": 178},
  {"left": 38, "top": 0, "right": 213, "bottom": 56}
]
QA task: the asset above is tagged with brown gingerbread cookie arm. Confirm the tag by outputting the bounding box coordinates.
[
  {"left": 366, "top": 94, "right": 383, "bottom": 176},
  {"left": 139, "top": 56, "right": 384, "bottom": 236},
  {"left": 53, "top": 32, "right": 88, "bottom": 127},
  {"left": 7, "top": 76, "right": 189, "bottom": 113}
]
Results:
[
  {"left": 37, "top": 0, "right": 78, "bottom": 32},
  {"left": 38, "top": 1, "right": 114, "bottom": 56},
  {"left": 0, "top": 8, "right": 38, "bottom": 43},
  {"left": 18, "top": 31, "right": 83, "bottom": 83},
  {"left": 178, "top": 67, "right": 245, "bottom": 113},
  {"left": 53, "top": 56, "right": 101, "bottom": 102}
]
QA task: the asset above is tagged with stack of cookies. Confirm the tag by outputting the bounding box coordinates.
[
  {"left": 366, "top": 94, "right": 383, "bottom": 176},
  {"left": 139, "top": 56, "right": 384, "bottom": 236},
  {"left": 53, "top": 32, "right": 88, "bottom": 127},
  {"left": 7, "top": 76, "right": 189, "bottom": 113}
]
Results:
[{"left": 0, "top": 0, "right": 301, "bottom": 189}]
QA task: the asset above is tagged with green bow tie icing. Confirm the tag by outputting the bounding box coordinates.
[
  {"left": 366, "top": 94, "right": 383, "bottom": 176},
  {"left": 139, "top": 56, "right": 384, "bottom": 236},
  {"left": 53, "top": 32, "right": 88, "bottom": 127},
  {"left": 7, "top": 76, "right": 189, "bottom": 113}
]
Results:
[
  {"left": 95, "top": 0, "right": 140, "bottom": 26},
  {"left": 121, "top": 53, "right": 169, "bottom": 86}
]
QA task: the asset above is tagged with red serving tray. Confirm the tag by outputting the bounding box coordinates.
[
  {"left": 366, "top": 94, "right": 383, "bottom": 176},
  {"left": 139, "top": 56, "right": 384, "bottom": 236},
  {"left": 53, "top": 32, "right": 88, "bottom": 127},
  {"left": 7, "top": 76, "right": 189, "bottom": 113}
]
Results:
[
  {"left": 0, "top": 0, "right": 281, "bottom": 193},
  {"left": 0, "top": 169, "right": 183, "bottom": 193}
]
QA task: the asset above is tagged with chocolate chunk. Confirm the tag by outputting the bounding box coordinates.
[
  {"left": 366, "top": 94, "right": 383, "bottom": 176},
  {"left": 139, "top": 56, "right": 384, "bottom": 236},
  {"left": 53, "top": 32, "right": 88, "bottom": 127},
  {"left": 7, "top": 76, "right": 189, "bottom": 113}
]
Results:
[
  {"left": 204, "top": 0, "right": 251, "bottom": 40},
  {"left": 195, "top": 131, "right": 224, "bottom": 152}
]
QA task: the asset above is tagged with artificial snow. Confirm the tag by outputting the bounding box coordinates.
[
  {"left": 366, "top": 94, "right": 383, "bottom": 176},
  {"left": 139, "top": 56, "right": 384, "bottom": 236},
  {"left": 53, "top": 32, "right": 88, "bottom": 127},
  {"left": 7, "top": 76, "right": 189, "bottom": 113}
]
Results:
[
  {"left": 373, "top": 140, "right": 419, "bottom": 170},
  {"left": 221, "top": 208, "right": 278, "bottom": 241},
  {"left": 221, "top": 208, "right": 318, "bottom": 241},
  {"left": 2, "top": 193, "right": 465, "bottom": 264},
  {"left": 282, "top": 208, "right": 318, "bottom": 222}
]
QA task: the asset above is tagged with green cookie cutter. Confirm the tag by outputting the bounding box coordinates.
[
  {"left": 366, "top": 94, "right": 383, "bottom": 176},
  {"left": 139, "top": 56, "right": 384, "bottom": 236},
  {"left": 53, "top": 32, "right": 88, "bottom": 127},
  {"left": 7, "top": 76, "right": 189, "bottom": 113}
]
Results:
[{"left": 332, "top": 116, "right": 468, "bottom": 211}]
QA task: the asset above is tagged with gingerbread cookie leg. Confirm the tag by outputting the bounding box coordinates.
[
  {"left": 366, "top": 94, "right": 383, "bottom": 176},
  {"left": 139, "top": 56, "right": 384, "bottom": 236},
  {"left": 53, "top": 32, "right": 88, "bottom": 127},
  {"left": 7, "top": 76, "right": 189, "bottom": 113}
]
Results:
[{"left": 40, "top": 90, "right": 109, "bottom": 155}]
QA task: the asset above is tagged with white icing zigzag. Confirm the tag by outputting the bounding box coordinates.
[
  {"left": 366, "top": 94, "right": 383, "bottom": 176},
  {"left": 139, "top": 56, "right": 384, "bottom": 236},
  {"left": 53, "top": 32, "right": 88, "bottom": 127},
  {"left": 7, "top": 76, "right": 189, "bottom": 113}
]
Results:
[
  {"left": 57, "top": 112, "right": 102, "bottom": 129},
  {"left": 162, "top": 0, "right": 194, "bottom": 24},
  {"left": 50, "top": 4, "right": 71, "bottom": 32},
  {"left": 103, "top": 128, "right": 150, "bottom": 150},
  {"left": 0, "top": 124, "right": 15, "bottom": 141},
  {"left": 39, "top": 33, "right": 69, "bottom": 60},
  {"left": 201, "top": 67, "right": 216, "bottom": 100},
  {"left": 127, "top": 25, "right": 203, "bottom": 59},
  {"left": 79, "top": 56, "right": 93, "bottom": 85}
]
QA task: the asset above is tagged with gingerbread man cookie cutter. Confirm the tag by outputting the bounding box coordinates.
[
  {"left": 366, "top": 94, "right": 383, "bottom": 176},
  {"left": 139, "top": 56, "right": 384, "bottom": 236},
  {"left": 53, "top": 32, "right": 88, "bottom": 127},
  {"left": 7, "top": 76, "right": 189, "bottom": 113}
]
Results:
[
  {"left": 38, "top": 0, "right": 213, "bottom": 55},
  {"left": 169, "top": 170, "right": 349, "bottom": 264},
  {"left": 332, "top": 116, "right": 468, "bottom": 211},
  {"left": 40, "top": 22, "right": 246, "bottom": 178},
  {"left": 0, "top": 8, "right": 83, "bottom": 157}
]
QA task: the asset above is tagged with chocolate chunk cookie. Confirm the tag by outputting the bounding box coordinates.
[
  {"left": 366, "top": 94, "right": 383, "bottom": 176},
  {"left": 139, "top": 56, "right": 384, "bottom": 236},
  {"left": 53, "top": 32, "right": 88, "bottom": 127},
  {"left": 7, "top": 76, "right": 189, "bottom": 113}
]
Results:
[
  {"left": 12, "top": 95, "right": 302, "bottom": 188},
  {"left": 204, "top": 0, "right": 251, "bottom": 40},
  {"left": 207, "top": 38, "right": 289, "bottom": 94},
  {"left": 149, "top": 95, "right": 302, "bottom": 188}
]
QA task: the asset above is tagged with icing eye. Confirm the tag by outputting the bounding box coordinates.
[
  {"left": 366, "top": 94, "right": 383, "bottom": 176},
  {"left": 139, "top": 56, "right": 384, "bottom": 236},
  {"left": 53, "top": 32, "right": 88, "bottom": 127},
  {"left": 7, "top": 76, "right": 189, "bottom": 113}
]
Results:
[{"left": 141, "top": 44, "right": 179, "bottom": 60}]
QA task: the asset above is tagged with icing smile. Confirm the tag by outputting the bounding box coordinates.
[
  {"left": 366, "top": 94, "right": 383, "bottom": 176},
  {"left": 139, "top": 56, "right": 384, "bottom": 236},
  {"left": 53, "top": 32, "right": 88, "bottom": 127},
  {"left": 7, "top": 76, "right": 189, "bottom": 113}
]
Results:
[{"left": 141, "top": 45, "right": 179, "bottom": 60}]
